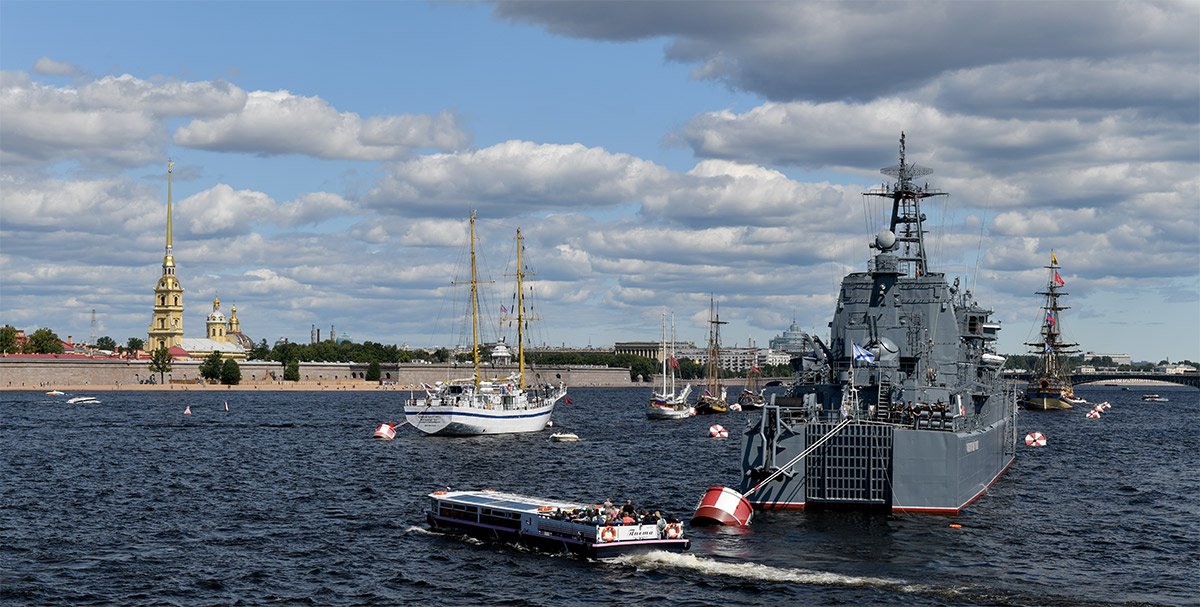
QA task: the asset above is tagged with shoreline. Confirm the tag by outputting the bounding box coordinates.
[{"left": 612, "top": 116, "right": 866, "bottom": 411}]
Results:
[{"left": 0, "top": 383, "right": 652, "bottom": 392}]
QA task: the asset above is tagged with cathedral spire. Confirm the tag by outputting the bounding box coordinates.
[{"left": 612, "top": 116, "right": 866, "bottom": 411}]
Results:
[{"left": 163, "top": 161, "right": 176, "bottom": 275}]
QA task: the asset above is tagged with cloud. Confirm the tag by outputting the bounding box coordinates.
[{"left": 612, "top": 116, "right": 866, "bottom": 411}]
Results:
[
  {"left": 33, "top": 57, "right": 83, "bottom": 77},
  {"left": 364, "top": 140, "right": 672, "bottom": 216},
  {"left": 0, "top": 71, "right": 165, "bottom": 167},
  {"left": 494, "top": 1, "right": 1199, "bottom": 106},
  {"left": 174, "top": 90, "right": 469, "bottom": 159}
]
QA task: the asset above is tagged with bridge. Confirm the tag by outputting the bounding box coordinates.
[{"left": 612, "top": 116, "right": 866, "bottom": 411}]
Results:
[{"left": 1001, "top": 370, "right": 1200, "bottom": 389}]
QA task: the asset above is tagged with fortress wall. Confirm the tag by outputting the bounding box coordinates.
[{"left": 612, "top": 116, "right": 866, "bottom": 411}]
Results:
[{"left": 0, "top": 358, "right": 634, "bottom": 389}]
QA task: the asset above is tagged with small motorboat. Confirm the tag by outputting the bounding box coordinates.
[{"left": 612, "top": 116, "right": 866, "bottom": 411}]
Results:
[
  {"left": 66, "top": 396, "right": 98, "bottom": 404},
  {"left": 550, "top": 432, "right": 579, "bottom": 442},
  {"left": 1141, "top": 394, "right": 1169, "bottom": 402},
  {"left": 46, "top": 390, "right": 65, "bottom": 396}
]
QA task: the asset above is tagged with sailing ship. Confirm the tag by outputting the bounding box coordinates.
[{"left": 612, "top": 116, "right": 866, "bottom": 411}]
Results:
[
  {"left": 1021, "top": 252, "right": 1082, "bottom": 410},
  {"left": 737, "top": 134, "right": 1016, "bottom": 513},
  {"left": 694, "top": 298, "right": 729, "bottom": 414},
  {"left": 736, "top": 363, "right": 765, "bottom": 410},
  {"left": 648, "top": 312, "right": 694, "bottom": 419},
  {"left": 404, "top": 214, "right": 567, "bottom": 435}
]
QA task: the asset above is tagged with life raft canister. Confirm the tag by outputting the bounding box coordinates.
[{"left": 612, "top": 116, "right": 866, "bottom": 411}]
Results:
[{"left": 600, "top": 526, "right": 617, "bottom": 542}]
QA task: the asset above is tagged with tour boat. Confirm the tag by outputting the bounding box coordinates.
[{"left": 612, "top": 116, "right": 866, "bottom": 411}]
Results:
[{"left": 426, "top": 489, "right": 689, "bottom": 558}]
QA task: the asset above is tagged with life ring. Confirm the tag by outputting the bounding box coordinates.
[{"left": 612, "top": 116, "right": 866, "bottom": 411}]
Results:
[
  {"left": 665, "top": 523, "right": 682, "bottom": 539},
  {"left": 600, "top": 526, "right": 617, "bottom": 542}
]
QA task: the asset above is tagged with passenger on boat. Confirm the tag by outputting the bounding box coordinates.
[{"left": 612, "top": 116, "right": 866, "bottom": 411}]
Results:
[
  {"left": 654, "top": 511, "right": 666, "bottom": 537},
  {"left": 621, "top": 499, "right": 636, "bottom": 516}
]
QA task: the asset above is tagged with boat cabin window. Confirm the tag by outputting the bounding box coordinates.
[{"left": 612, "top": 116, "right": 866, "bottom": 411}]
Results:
[{"left": 967, "top": 315, "right": 981, "bottom": 334}]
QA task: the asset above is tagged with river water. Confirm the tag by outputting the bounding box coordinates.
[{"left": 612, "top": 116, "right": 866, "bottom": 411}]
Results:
[{"left": 1, "top": 385, "right": 1195, "bottom": 606}]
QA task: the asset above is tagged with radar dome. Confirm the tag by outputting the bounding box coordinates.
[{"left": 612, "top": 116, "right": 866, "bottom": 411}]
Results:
[{"left": 875, "top": 230, "right": 897, "bottom": 250}]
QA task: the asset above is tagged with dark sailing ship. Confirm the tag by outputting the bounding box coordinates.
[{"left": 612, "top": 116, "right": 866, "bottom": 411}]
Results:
[
  {"left": 1021, "top": 252, "right": 1082, "bottom": 410},
  {"left": 737, "top": 134, "right": 1016, "bottom": 513},
  {"left": 694, "top": 297, "right": 730, "bottom": 414}
]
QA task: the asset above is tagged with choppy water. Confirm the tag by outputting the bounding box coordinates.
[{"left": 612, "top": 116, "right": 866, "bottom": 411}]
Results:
[{"left": 1, "top": 385, "right": 1196, "bottom": 606}]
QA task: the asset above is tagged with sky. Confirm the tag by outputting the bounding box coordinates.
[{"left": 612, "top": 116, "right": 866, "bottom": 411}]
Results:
[{"left": 1, "top": 1, "right": 1197, "bottom": 362}]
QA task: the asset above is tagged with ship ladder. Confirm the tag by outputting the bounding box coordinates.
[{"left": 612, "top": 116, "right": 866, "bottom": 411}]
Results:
[
  {"left": 875, "top": 378, "right": 893, "bottom": 421},
  {"left": 745, "top": 416, "right": 855, "bottom": 499}
]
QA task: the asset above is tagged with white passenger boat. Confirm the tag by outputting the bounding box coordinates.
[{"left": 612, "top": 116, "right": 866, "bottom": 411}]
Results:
[
  {"left": 404, "top": 215, "right": 566, "bottom": 436},
  {"left": 426, "top": 490, "right": 689, "bottom": 558}
]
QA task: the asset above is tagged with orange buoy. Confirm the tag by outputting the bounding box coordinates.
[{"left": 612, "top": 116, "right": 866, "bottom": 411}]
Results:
[
  {"left": 373, "top": 422, "right": 397, "bottom": 440},
  {"left": 708, "top": 424, "right": 728, "bottom": 439},
  {"left": 949, "top": 523, "right": 962, "bottom": 529},
  {"left": 691, "top": 486, "right": 753, "bottom": 526}
]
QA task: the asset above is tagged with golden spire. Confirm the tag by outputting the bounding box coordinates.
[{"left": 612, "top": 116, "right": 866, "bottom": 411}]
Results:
[
  {"left": 166, "top": 161, "right": 174, "bottom": 249},
  {"left": 163, "top": 161, "right": 176, "bottom": 272}
]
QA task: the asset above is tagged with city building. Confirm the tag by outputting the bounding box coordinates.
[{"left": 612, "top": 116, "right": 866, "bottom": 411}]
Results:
[
  {"left": 1082, "top": 351, "right": 1133, "bottom": 366},
  {"left": 769, "top": 320, "right": 814, "bottom": 354},
  {"left": 614, "top": 341, "right": 696, "bottom": 363}
]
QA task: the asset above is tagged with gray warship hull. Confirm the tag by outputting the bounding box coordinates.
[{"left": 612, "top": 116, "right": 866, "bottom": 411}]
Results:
[
  {"left": 737, "top": 135, "right": 1016, "bottom": 514},
  {"left": 740, "top": 407, "right": 1014, "bottom": 512}
]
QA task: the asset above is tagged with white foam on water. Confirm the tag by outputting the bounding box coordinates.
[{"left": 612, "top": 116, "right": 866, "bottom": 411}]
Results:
[
  {"left": 611, "top": 550, "right": 921, "bottom": 592},
  {"left": 403, "top": 525, "right": 440, "bottom": 536}
]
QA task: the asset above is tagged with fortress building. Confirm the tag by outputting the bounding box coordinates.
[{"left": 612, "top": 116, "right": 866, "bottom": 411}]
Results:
[{"left": 148, "top": 162, "right": 184, "bottom": 351}]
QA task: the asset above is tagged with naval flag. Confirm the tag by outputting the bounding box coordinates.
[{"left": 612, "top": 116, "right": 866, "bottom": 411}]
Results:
[{"left": 852, "top": 343, "right": 876, "bottom": 366}]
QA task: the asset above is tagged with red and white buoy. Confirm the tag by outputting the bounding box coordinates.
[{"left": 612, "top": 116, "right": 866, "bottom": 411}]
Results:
[
  {"left": 373, "top": 422, "right": 397, "bottom": 440},
  {"left": 708, "top": 424, "right": 728, "bottom": 439},
  {"left": 183, "top": 406, "right": 191, "bottom": 416},
  {"left": 1085, "top": 410, "right": 1101, "bottom": 419},
  {"left": 691, "top": 486, "right": 754, "bottom": 526},
  {"left": 1024, "top": 431, "right": 1047, "bottom": 447}
]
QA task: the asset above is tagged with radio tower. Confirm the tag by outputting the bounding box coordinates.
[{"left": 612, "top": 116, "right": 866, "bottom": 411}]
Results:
[{"left": 90, "top": 309, "right": 97, "bottom": 345}]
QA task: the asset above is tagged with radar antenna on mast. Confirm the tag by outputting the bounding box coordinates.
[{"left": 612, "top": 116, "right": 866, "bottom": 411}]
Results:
[{"left": 864, "top": 132, "right": 947, "bottom": 277}]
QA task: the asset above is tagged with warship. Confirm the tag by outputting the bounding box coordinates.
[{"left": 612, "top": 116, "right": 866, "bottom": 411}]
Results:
[{"left": 737, "top": 134, "right": 1017, "bottom": 513}]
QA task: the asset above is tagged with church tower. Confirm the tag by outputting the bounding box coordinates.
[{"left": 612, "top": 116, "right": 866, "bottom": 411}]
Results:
[
  {"left": 206, "top": 296, "right": 227, "bottom": 342},
  {"left": 148, "top": 161, "right": 185, "bottom": 350}
]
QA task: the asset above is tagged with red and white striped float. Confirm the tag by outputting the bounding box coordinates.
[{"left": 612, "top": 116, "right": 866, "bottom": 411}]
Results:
[
  {"left": 709, "top": 424, "right": 728, "bottom": 439},
  {"left": 691, "top": 485, "right": 753, "bottom": 526},
  {"left": 183, "top": 406, "right": 191, "bottom": 416},
  {"left": 1024, "top": 431, "right": 1047, "bottom": 447},
  {"left": 373, "top": 422, "right": 397, "bottom": 440},
  {"left": 1085, "top": 410, "right": 1101, "bottom": 419}
]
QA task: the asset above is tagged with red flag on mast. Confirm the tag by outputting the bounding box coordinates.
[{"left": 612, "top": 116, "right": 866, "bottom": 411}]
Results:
[{"left": 1053, "top": 271, "right": 1065, "bottom": 287}]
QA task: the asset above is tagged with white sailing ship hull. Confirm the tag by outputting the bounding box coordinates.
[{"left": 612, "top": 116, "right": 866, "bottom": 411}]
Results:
[{"left": 405, "top": 399, "right": 558, "bottom": 436}]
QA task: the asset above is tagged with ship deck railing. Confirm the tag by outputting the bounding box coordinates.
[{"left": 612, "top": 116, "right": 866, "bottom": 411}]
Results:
[{"left": 775, "top": 403, "right": 957, "bottom": 432}]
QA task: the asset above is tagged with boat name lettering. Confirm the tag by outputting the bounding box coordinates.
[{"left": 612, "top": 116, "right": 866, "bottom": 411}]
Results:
[{"left": 965, "top": 440, "right": 979, "bottom": 453}]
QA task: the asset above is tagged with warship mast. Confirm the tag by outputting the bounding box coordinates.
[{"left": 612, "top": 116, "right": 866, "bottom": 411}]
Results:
[{"left": 864, "top": 132, "right": 947, "bottom": 277}]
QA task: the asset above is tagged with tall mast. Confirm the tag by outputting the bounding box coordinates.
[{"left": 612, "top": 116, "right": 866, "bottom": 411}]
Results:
[
  {"left": 516, "top": 227, "right": 526, "bottom": 390},
  {"left": 670, "top": 312, "right": 677, "bottom": 393},
  {"left": 707, "top": 296, "right": 727, "bottom": 393},
  {"left": 660, "top": 312, "right": 667, "bottom": 393},
  {"left": 470, "top": 212, "right": 480, "bottom": 388},
  {"left": 864, "top": 132, "right": 947, "bottom": 277}
]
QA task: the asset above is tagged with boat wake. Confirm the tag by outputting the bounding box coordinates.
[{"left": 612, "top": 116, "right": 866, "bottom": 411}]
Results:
[
  {"left": 402, "top": 525, "right": 441, "bottom": 537},
  {"left": 610, "top": 550, "right": 913, "bottom": 591}
]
